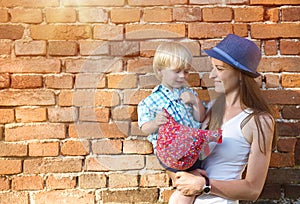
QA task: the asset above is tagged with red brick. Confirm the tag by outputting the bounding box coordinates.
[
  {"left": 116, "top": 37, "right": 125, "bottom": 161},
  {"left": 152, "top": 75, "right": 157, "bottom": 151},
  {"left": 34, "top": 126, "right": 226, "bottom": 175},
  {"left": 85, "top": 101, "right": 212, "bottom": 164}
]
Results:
[
  {"left": 65, "top": 59, "right": 123, "bottom": 73},
  {"left": 282, "top": 74, "right": 300, "bottom": 88},
  {"left": 0, "top": 41, "right": 11, "bottom": 55},
  {"left": 15, "top": 40, "right": 46, "bottom": 56},
  {"left": 12, "top": 175, "right": 44, "bottom": 190},
  {"left": 0, "top": 90, "right": 55, "bottom": 106},
  {"left": 144, "top": 8, "right": 172, "bottom": 22},
  {"left": 11, "top": 74, "right": 43, "bottom": 88},
  {"left": 46, "top": 8, "right": 76, "bottom": 23},
  {"left": 11, "top": 8, "right": 42, "bottom": 23},
  {"left": 107, "top": 73, "right": 138, "bottom": 88},
  {"left": 146, "top": 155, "right": 165, "bottom": 170},
  {"left": 46, "top": 175, "right": 76, "bottom": 190},
  {"left": 250, "top": 0, "right": 300, "bottom": 5},
  {"left": 58, "top": 90, "right": 73, "bottom": 106},
  {"left": 282, "top": 7, "right": 300, "bottom": 21},
  {"left": 48, "top": 107, "right": 77, "bottom": 122},
  {"left": 123, "top": 89, "right": 151, "bottom": 105},
  {"left": 92, "top": 140, "right": 122, "bottom": 154},
  {"left": 262, "top": 90, "right": 300, "bottom": 105},
  {"left": 264, "top": 40, "right": 277, "bottom": 55},
  {"left": 0, "top": 177, "right": 10, "bottom": 190},
  {"left": 110, "top": 41, "right": 139, "bottom": 57},
  {"left": 45, "top": 74, "right": 73, "bottom": 89},
  {"left": 251, "top": 23, "right": 300, "bottom": 39},
  {"left": 79, "top": 173, "right": 106, "bottom": 189},
  {"left": 126, "top": 24, "right": 186, "bottom": 39},
  {"left": 5, "top": 124, "right": 66, "bottom": 142},
  {"left": 0, "top": 126, "right": 3, "bottom": 140},
  {"left": 140, "top": 172, "right": 169, "bottom": 187},
  {"left": 282, "top": 105, "right": 300, "bottom": 119},
  {"left": 270, "top": 152, "right": 294, "bottom": 167},
  {"left": 78, "top": 8, "right": 108, "bottom": 23},
  {"left": 111, "top": 106, "right": 137, "bottom": 121},
  {"left": 173, "top": 7, "right": 201, "bottom": 22},
  {"left": 284, "top": 184, "right": 300, "bottom": 199},
  {"left": 278, "top": 121, "right": 300, "bottom": 136},
  {"left": 101, "top": 188, "right": 159, "bottom": 203},
  {"left": 62, "top": 0, "right": 125, "bottom": 6},
  {"left": 0, "top": 73, "right": 9, "bottom": 88},
  {"left": 233, "top": 23, "right": 248, "bottom": 37},
  {"left": 0, "top": 0, "right": 59, "bottom": 7},
  {"left": 75, "top": 73, "right": 106, "bottom": 88},
  {"left": 0, "top": 192, "right": 29, "bottom": 204},
  {"left": 127, "top": 58, "right": 153, "bottom": 73},
  {"left": 265, "top": 74, "right": 280, "bottom": 88},
  {"left": 79, "top": 107, "right": 109, "bottom": 122},
  {"left": 139, "top": 75, "right": 159, "bottom": 89},
  {"left": 260, "top": 183, "right": 281, "bottom": 199},
  {"left": 280, "top": 40, "right": 300, "bottom": 55},
  {"left": 234, "top": 7, "right": 264, "bottom": 22},
  {"left": 111, "top": 8, "right": 140, "bottom": 23},
  {"left": 30, "top": 25, "right": 91, "bottom": 40},
  {"left": 277, "top": 138, "right": 297, "bottom": 153},
  {"left": 258, "top": 57, "right": 300, "bottom": 72},
  {"left": 61, "top": 140, "right": 89, "bottom": 156},
  {"left": 0, "top": 159, "right": 22, "bottom": 175},
  {"left": 266, "top": 8, "right": 280, "bottom": 22},
  {"left": 79, "top": 41, "right": 109, "bottom": 56},
  {"left": 0, "top": 142, "right": 27, "bottom": 157},
  {"left": 128, "top": 0, "right": 186, "bottom": 6},
  {"left": 0, "top": 58, "right": 61, "bottom": 73},
  {"left": 29, "top": 142, "right": 59, "bottom": 157},
  {"left": 0, "top": 25, "right": 24, "bottom": 40},
  {"left": 94, "top": 24, "right": 124, "bottom": 40},
  {"left": 48, "top": 41, "right": 78, "bottom": 56},
  {"left": 188, "top": 23, "right": 233, "bottom": 39},
  {"left": 69, "top": 122, "right": 128, "bottom": 139},
  {"left": 0, "top": 109, "right": 14, "bottom": 123},
  {"left": 187, "top": 73, "right": 201, "bottom": 87},
  {"left": 16, "top": 107, "right": 46, "bottom": 122},
  {"left": 34, "top": 190, "right": 94, "bottom": 204},
  {"left": 203, "top": 7, "right": 232, "bottom": 22},
  {"left": 84, "top": 155, "right": 144, "bottom": 171},
  {"left": 0, "top": 9, "right": 9, "bottom": 22},
  {"left": 95, "top": 91, "right": 121, "bottom": 107},
  {"left": 109, "top": 173, "right": 138, "bottom": 188},
  {"left": 24, "top": 158, "right": 82, "bottom": 174},
  {"left": 123, "top": 140, "right": 153, "bottom": 154}
]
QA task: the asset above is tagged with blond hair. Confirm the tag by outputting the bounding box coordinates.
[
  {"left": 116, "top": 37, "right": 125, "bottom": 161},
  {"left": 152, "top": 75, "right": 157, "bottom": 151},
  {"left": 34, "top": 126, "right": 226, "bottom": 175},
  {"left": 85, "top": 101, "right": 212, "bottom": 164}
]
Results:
[{"left": 153, "top": 42, "right": 193, "bottom": 80}]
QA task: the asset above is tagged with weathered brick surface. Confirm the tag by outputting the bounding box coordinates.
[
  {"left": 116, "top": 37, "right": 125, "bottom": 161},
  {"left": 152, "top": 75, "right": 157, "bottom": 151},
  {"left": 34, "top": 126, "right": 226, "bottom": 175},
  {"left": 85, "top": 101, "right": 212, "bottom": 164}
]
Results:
[
  {"left": 0, "top": 1, "right": 299, "bottom": 203},
  {"left": 46, "top": 175, "right": 76, "bottom": 190}
]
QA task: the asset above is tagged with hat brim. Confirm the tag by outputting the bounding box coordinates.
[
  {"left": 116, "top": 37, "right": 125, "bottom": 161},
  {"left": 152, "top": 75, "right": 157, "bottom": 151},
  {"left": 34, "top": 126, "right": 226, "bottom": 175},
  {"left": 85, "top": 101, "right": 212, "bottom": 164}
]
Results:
[{"left": 205, "top": 48, "right": 260, "bottom": 78}]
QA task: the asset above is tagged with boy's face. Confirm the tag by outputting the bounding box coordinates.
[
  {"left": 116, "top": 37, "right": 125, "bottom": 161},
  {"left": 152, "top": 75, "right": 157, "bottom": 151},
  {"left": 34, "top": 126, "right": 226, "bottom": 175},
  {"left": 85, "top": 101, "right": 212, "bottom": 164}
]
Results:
[{"left": 158, "top": 66, "right": 189, "bottom": 90}]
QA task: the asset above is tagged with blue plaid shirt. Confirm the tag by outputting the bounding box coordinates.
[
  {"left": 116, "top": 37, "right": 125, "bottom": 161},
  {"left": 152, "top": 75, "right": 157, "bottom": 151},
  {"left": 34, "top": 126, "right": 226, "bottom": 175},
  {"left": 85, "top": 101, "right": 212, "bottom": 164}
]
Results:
[{"left": 138, "top": 84, "right": 201, "bottom": 151}]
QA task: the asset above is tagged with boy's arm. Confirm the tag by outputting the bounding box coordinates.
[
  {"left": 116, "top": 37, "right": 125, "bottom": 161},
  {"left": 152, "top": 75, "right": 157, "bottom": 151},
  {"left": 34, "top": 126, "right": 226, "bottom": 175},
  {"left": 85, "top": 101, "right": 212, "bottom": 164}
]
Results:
[
  {"left": 140, "top": 111, "right": 168, "bottom": 135},
  {"left": 180, "top": 92, "right": 205, "bottom": 122}
]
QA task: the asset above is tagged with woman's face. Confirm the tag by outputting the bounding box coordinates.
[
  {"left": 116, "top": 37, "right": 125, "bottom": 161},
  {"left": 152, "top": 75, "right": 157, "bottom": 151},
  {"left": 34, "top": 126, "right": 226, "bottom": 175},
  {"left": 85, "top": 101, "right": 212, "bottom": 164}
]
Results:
[{"left": 209, "top": 58, "right": 241, "bottom": 94}]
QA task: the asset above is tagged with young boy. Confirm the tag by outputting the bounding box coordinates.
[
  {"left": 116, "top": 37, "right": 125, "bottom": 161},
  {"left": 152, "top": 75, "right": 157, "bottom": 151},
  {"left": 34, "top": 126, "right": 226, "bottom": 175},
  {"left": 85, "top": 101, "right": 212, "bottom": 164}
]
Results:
[{"left": 138, "top": 42, "right": 206, "bottom": 204}]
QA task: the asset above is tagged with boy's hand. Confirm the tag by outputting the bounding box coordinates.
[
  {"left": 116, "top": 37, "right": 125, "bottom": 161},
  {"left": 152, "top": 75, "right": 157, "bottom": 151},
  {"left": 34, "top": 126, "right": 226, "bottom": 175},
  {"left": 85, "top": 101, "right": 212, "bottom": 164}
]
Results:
[
  {"left": 153, "top": 111, "right": 168, "bottom": 126},
  {"left": 180, "top": 91, "right": 198, "bottom": 106}
]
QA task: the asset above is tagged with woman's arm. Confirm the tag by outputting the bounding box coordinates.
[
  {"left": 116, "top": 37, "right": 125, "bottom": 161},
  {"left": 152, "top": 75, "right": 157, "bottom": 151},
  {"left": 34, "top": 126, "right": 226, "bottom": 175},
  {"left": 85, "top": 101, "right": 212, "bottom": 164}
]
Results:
[{"left": 175, "top": 114, "right": 275, "bottom": 201}]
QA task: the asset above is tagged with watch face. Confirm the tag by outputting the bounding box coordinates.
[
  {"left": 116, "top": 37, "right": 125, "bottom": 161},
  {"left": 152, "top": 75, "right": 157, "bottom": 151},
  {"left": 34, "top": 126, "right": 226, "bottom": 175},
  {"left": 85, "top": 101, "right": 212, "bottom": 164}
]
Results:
[{"left": 203, "top": 186, "right": 211, "bottom": 194}]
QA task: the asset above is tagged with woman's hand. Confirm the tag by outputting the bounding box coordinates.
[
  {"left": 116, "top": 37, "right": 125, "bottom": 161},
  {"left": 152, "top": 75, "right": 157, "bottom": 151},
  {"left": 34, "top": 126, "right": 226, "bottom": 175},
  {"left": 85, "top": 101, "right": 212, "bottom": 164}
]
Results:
[{"left": 174, "top": 170, "right": 206, "bottom": 196}]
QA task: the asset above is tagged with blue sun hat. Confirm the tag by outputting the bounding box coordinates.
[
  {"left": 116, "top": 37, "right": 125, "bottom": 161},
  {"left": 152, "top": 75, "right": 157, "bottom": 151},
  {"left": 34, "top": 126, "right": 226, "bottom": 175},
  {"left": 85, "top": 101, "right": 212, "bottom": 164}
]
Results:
[{"left": 204, "top": 34, "right": 261, "bottom": 78}]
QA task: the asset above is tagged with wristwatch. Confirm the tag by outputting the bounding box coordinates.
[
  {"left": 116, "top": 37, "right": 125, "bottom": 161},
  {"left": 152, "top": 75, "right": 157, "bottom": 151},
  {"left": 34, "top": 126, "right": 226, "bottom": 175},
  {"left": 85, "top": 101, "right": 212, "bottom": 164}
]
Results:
[{"left": 202, "top": 175, "right": 211, "bottom": 194}]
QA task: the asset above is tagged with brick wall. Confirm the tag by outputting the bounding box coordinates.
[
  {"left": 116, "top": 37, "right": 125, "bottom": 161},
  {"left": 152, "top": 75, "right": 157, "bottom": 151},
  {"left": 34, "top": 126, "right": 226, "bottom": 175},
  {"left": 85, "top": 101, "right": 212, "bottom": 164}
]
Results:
[{"left": 0, "top": 0, "right": 299, "bottom": 203}]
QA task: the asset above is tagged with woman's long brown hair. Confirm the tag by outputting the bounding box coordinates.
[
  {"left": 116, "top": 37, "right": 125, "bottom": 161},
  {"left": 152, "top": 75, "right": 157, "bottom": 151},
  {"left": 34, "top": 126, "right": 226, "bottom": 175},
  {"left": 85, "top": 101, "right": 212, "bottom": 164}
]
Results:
[{"left": 208, "top": 73, "right": 277, "bottom": 154}]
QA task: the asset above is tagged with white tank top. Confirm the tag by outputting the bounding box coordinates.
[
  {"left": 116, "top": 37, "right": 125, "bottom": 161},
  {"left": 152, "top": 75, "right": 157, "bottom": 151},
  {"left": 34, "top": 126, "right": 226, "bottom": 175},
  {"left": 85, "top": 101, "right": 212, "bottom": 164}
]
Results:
[{"left": 194, "top": 110, "right": 252, "bottom": 204}]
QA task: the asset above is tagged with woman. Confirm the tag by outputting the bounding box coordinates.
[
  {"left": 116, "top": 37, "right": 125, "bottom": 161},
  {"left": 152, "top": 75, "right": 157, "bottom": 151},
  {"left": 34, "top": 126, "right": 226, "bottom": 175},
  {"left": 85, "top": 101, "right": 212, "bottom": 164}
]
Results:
[{"left": 174, "top": 34, "right": 277, "bottom": 203}]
